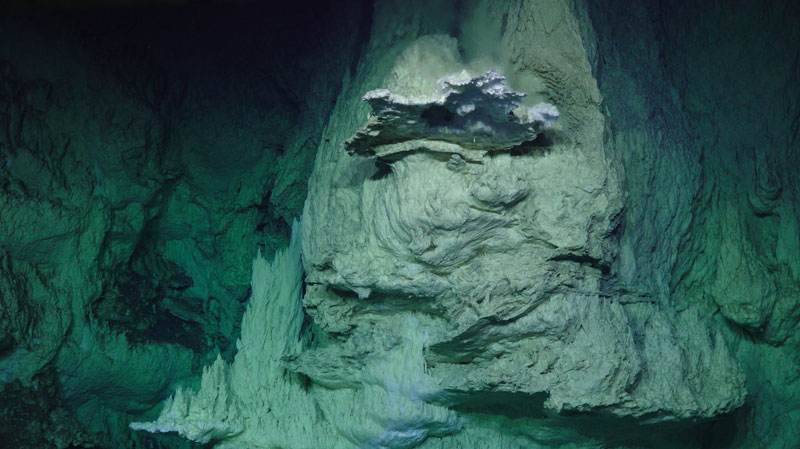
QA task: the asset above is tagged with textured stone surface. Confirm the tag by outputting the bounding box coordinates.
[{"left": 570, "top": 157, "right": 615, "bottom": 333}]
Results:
[
  {"left": 137, "top": 1, "right": 774, "bottom": 448},
  {"left": 132, "top": 224, "right": 324, "bottom": 447},
  {"left": 3, "top": 0, "right": 800, "bottom": 448},
  {"left": 584, "top": 1, "right": 800, "bottom": 447},
  {"left": 135, "top": 222, "right": 463, "bottom": 449},
  {"left": 0, "top": 2, "right": 364, "bottom": 447},
  {"left": 297, "top": 2, "right": 748, "bottom": 444}
]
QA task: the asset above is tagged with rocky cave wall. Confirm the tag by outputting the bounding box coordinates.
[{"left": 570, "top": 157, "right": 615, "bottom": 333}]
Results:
[
  {"left": 0, "top": 2, "right": 368, "bottom": 447},
  {"left": 586, "top": 0, "right": 800, "bottom": 445},
  {"left": 0, "top": 1, "right": 799, "bottom": 449}
]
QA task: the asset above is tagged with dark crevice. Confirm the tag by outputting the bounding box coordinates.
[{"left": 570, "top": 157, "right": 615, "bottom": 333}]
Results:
[
  {"left": 370, "top": 160, "right": 393, "bottom": 180},
  {"left": 435, "top": 390, "right": 550, "bottom": 419},
  {"left": 548, "top": 253, "right": 608, "bottom": 273},
  {"left": 421, "top": 104, "right": 456, "bottom": 128},
  {"left": 506, "top": 131, "right": 556, "bottom": 157}
]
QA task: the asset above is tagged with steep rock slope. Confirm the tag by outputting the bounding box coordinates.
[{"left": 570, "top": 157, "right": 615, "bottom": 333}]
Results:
[
  {"left": 299, "top": 0, "right": 744, "bottom": 444},
  {"left": 3, "top": 0, "right": 799, "bottom": 448},
  {"left": 585, "top": 0, "right": 800, "bottom": 447}
]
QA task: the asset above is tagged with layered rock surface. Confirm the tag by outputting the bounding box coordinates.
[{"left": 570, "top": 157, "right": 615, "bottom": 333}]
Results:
[
  {"left": 299, "top": 2, "right": 746, "bottom": 440},
  {"left": 136, "top": 1, "right": 773, "bottom": 448},
  {"left": 3, "top": 0, "right": 800, "bottom": 448}
]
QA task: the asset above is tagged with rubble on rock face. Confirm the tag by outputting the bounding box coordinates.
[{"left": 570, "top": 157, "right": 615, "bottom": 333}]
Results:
[{"left": 345, "top": 70, "right": 559, "bottom": 160}]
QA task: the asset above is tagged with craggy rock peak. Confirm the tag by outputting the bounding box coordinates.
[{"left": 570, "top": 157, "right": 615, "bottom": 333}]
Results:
[
  {"left": 300, "top": 21, "right": 744, "bottom": 442},
  {"left": 2, "top": 0, "right": 800, "bottom": 448}
]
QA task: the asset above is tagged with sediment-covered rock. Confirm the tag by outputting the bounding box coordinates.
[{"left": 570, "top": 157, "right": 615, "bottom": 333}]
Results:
[
  {"left": 300, "top": 9, "right": 746, "bottom": 439},
  {"left": 4, "top": 0, "right": 800, "bottom": 448},
  {"left": 0, "top": 3, "right": 364, "bottom": 447}
]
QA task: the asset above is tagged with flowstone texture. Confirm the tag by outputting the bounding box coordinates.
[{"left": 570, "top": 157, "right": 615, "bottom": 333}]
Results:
[
  {"left": 133, "top": 223, "right": 461, "bottom": 449},
  {"left": 583, "top": 0, "right": 800, "bottom": 447},
  {"left": 301, "top": 3, "right": 745, "bottom": 433},
  {"left": 138, "top": 2, "right": 753, "bottom": 448},
  {"left": 4, "top": 0, "right": 800, "bottom": 448}
]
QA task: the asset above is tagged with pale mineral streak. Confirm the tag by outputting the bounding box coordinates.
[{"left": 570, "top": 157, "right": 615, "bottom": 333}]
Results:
[{"left": 132, "top": 222, "right": 461, "bottom": 449}]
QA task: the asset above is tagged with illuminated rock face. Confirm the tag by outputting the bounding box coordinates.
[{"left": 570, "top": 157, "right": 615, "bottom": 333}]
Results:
[
  {"left": 133, "top": 0, "right": 800, "bottom": 447},
  {"left": 141, "top": 24, "right": 746, "bottom": 444},
  {"left": 3, "top": 0, "right": 800, "bottom": 448},
  {"left": 299, "top": 20, "right": 745, "bottom": 444},
  {"left": 132, "top": 223, "right": 461, "bottom": 449},
  {"left": 0, "top": 3, "right": 362, "bottom": 448}
]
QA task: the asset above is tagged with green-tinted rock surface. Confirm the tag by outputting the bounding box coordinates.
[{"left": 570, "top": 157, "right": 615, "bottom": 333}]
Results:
[
  {"left": 2, "top": 0, "right": 799, "bottom": 448},
  {"left": 0, "top": 2, "right": 365, "bottom": 447}
]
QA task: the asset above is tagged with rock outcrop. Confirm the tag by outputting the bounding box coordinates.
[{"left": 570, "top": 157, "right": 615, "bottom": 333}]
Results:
[
  {"left": 299, "top": 11, "right": 746, "bottom": 443},
  {"left": 346, "top": 69, "right": 559, "bottom": 159},
  {"left": 135, "top": 1, "right": 764, "bottom": 448},
  {"left": 3, "top": 0, "right": 800, "bottom": 448}
]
